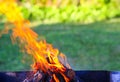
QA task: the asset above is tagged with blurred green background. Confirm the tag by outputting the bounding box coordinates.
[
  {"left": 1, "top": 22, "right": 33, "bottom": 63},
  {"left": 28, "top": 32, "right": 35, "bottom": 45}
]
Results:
[{"left": 0, "top": 0, "right": 120, "bottom": 71}]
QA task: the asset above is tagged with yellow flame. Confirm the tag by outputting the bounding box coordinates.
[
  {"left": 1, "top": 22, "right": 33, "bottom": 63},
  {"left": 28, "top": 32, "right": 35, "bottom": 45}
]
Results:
[{"left": 0, "top": 0, "right": 70, "bottom": 82}]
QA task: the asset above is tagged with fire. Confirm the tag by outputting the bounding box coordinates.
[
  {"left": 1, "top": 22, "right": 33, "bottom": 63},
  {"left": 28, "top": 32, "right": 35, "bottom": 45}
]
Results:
[{"left": 0, "top": 0, "right": 71, "bottom": 81}]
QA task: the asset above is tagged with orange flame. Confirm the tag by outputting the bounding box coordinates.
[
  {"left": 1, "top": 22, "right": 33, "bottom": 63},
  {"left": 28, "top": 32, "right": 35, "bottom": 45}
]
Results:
[{"left": 0, "top": 0, "right": 70, "bottom": 81}]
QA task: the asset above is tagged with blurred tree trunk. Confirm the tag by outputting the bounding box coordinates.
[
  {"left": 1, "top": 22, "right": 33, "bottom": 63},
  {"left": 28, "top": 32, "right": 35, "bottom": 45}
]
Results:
[{"left": 77, "top": 0, "right": 80, "bottom": 6}]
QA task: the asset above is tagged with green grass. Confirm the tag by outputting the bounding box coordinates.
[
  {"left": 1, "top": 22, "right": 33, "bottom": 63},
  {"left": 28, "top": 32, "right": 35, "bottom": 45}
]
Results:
[{"left": 1, "top": 18, "right": 120, "bottom": 71}]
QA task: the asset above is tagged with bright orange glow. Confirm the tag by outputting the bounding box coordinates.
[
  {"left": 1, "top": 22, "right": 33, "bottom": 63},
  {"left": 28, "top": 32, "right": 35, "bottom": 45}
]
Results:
[
  {"left": 0, "top": 0, "right": 70, "bottom": 81},
  {"left": 53, "top": 74, "right": 60, "bottom": 82}
]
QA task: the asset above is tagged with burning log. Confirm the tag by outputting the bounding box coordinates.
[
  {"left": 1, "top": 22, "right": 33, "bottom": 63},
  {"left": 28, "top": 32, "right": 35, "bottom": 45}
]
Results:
[
  {"left": 0, "top": 71, "right": 110, "bottom": 82},
  {"left": 22, "top": 68, "right": 77, "bottom": 82}
]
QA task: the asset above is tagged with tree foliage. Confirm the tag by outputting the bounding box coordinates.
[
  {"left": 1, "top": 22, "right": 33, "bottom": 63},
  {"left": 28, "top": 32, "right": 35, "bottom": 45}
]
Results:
[{"left": 1, "top": 0, "right": 120, "bottom": 23}]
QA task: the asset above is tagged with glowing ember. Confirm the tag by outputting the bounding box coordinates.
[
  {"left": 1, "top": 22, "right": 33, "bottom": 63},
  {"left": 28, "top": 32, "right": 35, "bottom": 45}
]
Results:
[{"left": 0, "top": 0, "right": 71, "bottom": 82}]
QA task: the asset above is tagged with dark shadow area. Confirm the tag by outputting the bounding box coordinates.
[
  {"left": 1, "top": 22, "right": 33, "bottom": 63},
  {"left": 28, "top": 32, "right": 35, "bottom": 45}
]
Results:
[{"left": 0, "top": 71, "right": 110, "bottom": 82}]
